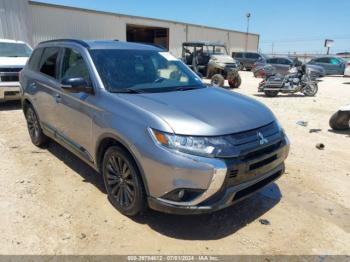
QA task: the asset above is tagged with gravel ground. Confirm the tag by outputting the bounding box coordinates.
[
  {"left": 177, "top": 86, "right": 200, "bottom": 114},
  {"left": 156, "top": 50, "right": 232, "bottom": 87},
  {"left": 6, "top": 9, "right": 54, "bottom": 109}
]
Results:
[{"left": 0, "top": 71, "right": 349, "bottom": 255}]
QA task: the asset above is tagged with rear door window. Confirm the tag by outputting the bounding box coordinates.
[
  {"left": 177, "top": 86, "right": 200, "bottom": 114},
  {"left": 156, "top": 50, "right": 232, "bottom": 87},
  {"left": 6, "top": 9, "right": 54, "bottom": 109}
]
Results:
[
  {"left": 315, "top": 57, "right": 331, "bottom": 64},
  {"left": 246, "top": 53, "right": 259, "bottom": 59},
  {"left": 39, "top": 47, "right": 60, "bottom": 79},
  {"left": 267, "top": 58, "right": 278, "bottom": 64},
  {"left": 233, "top": 52, "right": 243, "bottom": 58},
  {"left": 278, "top": 58, "right": 292, "bottom": 65}
]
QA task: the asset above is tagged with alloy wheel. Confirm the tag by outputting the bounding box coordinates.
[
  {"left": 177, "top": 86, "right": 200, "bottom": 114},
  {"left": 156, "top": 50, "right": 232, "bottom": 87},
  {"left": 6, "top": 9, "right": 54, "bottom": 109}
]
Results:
[
  {"left": 106, "top": 153, "right": 136, "bottom": 208},
  {"left": 27, "top": 108, "right": 40, "bottom": 140}
]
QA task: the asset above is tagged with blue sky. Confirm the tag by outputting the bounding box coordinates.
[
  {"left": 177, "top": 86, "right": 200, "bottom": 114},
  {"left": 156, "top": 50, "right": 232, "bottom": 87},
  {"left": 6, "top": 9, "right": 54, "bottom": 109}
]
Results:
[{"left": 37, "top": 0, "right": 350, "bottom": 54}]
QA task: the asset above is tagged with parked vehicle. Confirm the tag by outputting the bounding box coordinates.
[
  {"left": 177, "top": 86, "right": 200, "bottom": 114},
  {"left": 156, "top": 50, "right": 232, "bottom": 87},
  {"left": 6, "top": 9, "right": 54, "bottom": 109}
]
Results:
[
  {"left": 20, "top": 39, "right": 289, "bottom": 216},
  {"left": 258, "top": 65, "right": 320, "bottom": 97},
  {"left": 232, "top": 52, "right": 267, "bottom": 71},
  {"left": 344, "top": 59, "right": 350, "bottom": 77},
  {"left": 0, "top": 39, "right": 32, "bottom": 102},
  {"left": 182, "top": 41, "right": 242, "bottom": 88},
  {"left": 253, "top": 57, "right": 325, "bottom": 79},
  {"left": 307, "top": 56, "right": 346, "bottom": 75},
  {"left": 329, "top": 104, "right": 350, "bottom": 131}
]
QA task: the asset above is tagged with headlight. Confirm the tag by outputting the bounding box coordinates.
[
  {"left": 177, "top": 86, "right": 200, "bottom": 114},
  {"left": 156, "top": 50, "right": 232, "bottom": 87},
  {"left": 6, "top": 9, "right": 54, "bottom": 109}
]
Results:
[
  {"left": 149, "top": 128, "right": 238, "bottom": 158},
  {"left": 216, "top": 62, "right": 226, "bottom": 68},
  {"left": 275, "top": 119, "right": 285, "bottom": 136}
]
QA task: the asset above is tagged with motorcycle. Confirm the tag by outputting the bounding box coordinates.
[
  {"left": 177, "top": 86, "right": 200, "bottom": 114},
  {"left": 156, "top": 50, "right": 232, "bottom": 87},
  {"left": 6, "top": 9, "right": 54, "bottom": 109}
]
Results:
[
  {"left": 329, "top": 104, "right": 350, "bottom": 131},
  {"left": 258, "top": 65, "right": 320, "bottom": 97}
]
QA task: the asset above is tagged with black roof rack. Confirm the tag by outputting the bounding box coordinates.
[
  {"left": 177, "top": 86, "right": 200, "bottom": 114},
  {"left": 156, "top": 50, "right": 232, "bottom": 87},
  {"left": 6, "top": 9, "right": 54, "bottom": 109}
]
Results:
[{"left": 39, "top": 39, "right": 90, "bottom": 48}]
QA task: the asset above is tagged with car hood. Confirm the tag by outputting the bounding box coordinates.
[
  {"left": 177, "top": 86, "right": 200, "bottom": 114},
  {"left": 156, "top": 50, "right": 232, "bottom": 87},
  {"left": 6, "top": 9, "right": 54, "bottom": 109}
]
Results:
[
  {"left": 0, "top": 57, "right": 28, "bottom": 67},
  {"left": 122, "top": 87, "right": 275, "bottom": 136},
  {"left": 211, "top": 55, "right": 236, "bottom": 64}
]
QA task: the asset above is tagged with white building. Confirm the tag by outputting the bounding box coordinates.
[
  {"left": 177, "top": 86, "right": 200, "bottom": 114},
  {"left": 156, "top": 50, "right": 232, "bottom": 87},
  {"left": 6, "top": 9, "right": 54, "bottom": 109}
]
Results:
[{"left": 0, "top": 0, "right": 259, "bottom": 57}]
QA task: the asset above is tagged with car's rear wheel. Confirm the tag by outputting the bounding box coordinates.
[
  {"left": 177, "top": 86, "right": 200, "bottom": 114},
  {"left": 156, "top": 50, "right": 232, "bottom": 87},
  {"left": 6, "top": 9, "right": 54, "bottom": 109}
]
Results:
[
  {"left": 329, "top": 111, "right": 350, "bottom": 130},
  {"left": 264, "top": 90, "right": 279, "bottom": 97},
  {"left": 228, "top": 74, "right": 242, "bottom": 89},
  {"left": 102, "top": 146, "right": 146, "bottom": 216},
  {"left": 25, "top": 106, "right": 48, "bottom": 147},
  {"left": 211, "top": 74, "right": 225, "bottom": 87}
]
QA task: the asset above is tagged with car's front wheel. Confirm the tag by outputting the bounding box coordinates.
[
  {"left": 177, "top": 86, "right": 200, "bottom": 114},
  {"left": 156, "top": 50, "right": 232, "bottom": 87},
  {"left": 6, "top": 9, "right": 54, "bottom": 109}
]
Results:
[
  {"left": 102, "top": 146, "right": 146, "bottom": 216},
  {"left": 25, "top": 106, "right": 48, "bottom": 147}
]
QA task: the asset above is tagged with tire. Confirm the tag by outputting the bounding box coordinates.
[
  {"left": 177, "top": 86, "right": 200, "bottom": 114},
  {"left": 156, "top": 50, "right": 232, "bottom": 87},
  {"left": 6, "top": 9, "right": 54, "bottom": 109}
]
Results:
[
  {"left": 264, "top": 90, "right": 279, "bottom": 97},
  {"left": 102, "top": 145, "right": 146, "bottom": 216},
  {"left": 25, "top": 105, "right": 48, "bottom": 147},
  {"left": 303, "top": 82, "right": 318, "bottom": 96},
  {"left": 211, "top": 74, "right": 225, "bottom": 87},
  {"left": 329, "top": 111, "right": 350, "bottom": 131},
  {"left": 229, "top": 74, "right": 242, "bottom": 89}
]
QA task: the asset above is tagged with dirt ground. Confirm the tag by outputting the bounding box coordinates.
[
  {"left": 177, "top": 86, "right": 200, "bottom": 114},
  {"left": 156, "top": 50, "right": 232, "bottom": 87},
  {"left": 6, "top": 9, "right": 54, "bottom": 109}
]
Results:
[{"left": 0, "top": 72, "right": 349, "bottom": 255}]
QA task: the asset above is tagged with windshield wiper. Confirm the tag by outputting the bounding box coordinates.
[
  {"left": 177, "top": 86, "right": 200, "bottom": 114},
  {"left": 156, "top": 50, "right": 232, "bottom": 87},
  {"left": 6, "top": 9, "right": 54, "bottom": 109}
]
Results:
[
  {"left": 113, "top": 88, "right": 143, "bottom": 94},
  {"left": 174, "top": 86, "right": 202, "bottom": 91}
]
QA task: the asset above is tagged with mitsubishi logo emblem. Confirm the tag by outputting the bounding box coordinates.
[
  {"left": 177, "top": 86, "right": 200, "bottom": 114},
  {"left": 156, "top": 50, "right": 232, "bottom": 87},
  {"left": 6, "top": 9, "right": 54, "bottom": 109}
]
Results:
[{"left": 257, "top": 132, "right": 268, "bottom": 145}]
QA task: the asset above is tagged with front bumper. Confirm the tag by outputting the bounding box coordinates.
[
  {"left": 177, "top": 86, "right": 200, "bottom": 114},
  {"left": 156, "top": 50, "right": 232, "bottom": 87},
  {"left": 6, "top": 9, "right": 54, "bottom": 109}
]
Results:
[
  {"left": 0, "top": 82, "right": 21, "bottom": 101},
  {"left": 147, "top": 136, "right": 290, "bottom": 215}
]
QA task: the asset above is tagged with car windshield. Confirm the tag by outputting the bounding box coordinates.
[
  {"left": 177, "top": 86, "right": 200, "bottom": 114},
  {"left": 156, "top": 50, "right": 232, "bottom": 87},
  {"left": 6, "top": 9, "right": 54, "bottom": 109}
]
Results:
[
  {"left": 204, "top": 45, "right": 227, "bottom": 55},
  {"left": 90, "top": 49, "right": 205, "bottom": 93},
  {"left": 0, "top": 42, "right": 32, "bottom": 57}
]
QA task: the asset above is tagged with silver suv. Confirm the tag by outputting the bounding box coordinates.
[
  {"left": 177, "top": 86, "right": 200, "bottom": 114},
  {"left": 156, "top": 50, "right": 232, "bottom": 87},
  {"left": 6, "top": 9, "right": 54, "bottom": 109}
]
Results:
[{"left": 20, "top": 39, "right": 289, "bottom": 216}]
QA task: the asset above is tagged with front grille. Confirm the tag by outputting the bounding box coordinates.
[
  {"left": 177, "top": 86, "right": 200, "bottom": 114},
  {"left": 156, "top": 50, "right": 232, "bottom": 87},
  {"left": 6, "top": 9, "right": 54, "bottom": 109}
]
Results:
[
  {"left": 1, "top": 75, "right": 19, "bottom": 82},
  {"left": 242, "top": 141, "right": 281, "bottom": 161},
  {"left": 0, "top": 68, "right": 22, "bottom": 82},
  {"left": 249, "top": 155, "right": 277, "bottom": 171},
  {"left": 4, "top": 91, "right": 20, "bottom": 96},
  {"left": 226, "top": 122, "right": 279, "bottom": 147},
  {"left": 232, "top": 170, "right": 282, "bottom": 202},
  {"left": 225, "top": 63, "right": 238, "bottom": 68},
  {"left": 0, "top": 68, "right": 22, "bottom": 73}
]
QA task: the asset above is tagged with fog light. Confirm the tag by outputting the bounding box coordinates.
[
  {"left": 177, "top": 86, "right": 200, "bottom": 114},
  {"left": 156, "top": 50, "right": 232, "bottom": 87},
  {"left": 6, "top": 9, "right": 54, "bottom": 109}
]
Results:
[{"left": 162, "top": 188, "right": 205, "bottom": 202}]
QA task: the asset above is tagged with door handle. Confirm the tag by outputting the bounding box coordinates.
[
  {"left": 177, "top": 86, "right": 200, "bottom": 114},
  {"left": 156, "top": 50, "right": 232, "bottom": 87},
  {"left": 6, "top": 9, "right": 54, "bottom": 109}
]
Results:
[{"left": 55, "top": 94, "right": 62, "bottom": 103}]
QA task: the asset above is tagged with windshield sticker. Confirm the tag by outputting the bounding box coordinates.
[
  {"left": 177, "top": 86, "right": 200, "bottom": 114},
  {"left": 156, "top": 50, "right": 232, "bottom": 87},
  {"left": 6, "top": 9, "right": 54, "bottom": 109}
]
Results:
[{"left": 159, "top": 52, "right": 179, "bottom": 61}]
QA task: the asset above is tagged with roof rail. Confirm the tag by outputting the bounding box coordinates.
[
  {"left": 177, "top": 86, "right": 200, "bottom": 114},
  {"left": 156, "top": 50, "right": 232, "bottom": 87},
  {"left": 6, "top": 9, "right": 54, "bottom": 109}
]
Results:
[
  {"left": 134, "top": 42, "right": 167, "bottom": 51},
  {"left": 39, "top": 39, "right": 90, "bottom": 48}
]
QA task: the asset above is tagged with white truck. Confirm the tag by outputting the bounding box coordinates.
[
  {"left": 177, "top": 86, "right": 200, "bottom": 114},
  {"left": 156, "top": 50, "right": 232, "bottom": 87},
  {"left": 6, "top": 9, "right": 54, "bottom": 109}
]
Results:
[{"left": 0, "top": 39, "right": 32, "bottom": 102}]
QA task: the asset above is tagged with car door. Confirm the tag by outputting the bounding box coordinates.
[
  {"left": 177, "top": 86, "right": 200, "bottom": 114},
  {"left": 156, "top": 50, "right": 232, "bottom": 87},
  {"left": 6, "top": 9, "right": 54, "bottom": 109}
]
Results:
[
  {"left": 55, "top": 47, "right": 96, "bottom": 162},
  {"left": 245, "top": 53, "right": 259, "bottom": 69},
  {"left": 267, "top": 58, "right": 281, "bottom": 74},
  {"left": 310, "top": 58, "right": 332, "bottom": 75},
  {"left": 277, "top": 58, "right": 293, "bottom": 75},
  {"left": 328, "top": 57, "right": 345, "bottom": 75},
  {"left": 34, "top": 47, "right": 62, "bottom": 134}
]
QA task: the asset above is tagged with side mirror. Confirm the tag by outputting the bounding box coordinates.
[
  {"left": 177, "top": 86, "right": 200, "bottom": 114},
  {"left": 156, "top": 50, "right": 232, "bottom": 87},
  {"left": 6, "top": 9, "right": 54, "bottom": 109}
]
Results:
[
  {"left": 195, "top": 71, "right": 203, "bottom": 78},
  {"left": 61, "top": 77, "right": 92, "bottom": 94}
]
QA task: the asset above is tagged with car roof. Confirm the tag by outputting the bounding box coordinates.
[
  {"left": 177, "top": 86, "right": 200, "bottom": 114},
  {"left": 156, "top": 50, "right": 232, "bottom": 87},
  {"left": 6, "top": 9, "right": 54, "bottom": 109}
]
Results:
[
  {"left": 38, "top": 39, "right": 165, "bottom": 51},
  {"left": 183, "top": 41, "right": 225, "bottom": 47},
  {"left": 267, "top": 56, "right": 292, "bottom": 60},
  {"left": 0, "top": 38, "right": 27, "bottom": 44},
  {"left": 312, "top": 56, "right": 342, "bottom": 59}
]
